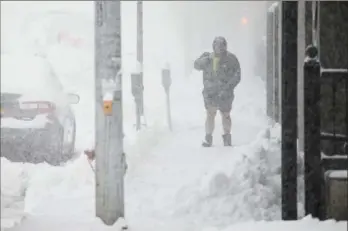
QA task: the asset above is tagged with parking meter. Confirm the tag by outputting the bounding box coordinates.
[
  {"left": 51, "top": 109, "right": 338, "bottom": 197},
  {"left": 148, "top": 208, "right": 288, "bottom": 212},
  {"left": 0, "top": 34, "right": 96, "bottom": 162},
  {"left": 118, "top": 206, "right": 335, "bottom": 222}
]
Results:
[{"left": 131, "top": 72, "right": 143, "bottom": 99}]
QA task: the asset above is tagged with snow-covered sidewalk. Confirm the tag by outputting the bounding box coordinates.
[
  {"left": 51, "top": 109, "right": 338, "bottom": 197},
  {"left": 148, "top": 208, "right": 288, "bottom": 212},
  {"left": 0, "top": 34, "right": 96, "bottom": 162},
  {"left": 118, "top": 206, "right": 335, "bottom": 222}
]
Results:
[{"left": 3, "top": 124, "right": 347, "bottom": 231}]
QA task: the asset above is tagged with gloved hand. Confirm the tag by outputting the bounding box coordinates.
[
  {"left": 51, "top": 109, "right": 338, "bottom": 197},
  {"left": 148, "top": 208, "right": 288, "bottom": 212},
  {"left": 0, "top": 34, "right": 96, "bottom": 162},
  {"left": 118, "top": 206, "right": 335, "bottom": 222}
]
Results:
[{"left": 202, "top": 52, "right": 210, "bottom": 57}]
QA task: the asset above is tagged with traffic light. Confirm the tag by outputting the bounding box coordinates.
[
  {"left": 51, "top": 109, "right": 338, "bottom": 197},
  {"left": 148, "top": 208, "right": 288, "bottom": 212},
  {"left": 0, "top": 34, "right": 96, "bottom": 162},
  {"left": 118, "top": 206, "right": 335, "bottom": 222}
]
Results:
[{"left": 241, "top": 17, "right": 248, "bottom": 25}]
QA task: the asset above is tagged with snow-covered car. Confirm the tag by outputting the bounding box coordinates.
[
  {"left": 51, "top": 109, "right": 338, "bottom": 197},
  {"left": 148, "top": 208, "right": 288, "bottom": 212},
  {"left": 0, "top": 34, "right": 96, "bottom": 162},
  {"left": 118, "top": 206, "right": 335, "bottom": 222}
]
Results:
[{"left": 0, "top": 54, "right": 80, "bottom": 165}]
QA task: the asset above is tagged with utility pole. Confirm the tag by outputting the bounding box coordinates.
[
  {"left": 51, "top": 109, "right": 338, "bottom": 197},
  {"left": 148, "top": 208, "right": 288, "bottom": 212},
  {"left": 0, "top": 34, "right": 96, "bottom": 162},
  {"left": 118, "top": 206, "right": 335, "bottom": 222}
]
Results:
[
  {"left": 95, "top": 1, "right": 125, "bottom": 226},
  {"left": 134, "top": 0, "right": 144, "bottom": 130}
]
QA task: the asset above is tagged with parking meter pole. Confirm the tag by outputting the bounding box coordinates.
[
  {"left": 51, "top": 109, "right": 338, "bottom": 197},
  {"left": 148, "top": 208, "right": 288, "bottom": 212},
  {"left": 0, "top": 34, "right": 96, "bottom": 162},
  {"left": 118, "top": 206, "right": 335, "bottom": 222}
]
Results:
[
  {"left": 166, "top": 91, "right": 172, "bottom": 131},
  {"left": 137, "top": 1, "right": 144, "bottom": 118},
  {"left": 95, "top": 1, "right": 125, "bottom": 226},
  {"left": 162, "top": 67, "right": 172, "bottom": 131},
  {"left": 136, "top": 101, "right": 141, "bottom": 130},
  {"left": 131, "top": 72, "right": 143, "bottom": 131}
]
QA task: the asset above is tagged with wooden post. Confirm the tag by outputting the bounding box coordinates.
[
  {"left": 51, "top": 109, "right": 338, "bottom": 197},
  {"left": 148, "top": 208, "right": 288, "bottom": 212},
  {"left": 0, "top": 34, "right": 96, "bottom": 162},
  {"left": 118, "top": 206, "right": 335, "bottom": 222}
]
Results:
[
  {"left": 281, "top": 1, "right": 298, "bottom": 220},
  {"left": 303, "top": 45, "right": 322, "bottom": 219},
  {"left": 95, "top": 1, "right": 125, "bottom": 225}
]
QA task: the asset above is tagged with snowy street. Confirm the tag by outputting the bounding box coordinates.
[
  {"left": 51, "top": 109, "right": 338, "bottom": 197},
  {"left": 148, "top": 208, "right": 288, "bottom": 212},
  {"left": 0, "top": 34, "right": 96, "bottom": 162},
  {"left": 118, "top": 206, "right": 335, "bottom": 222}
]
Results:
[{"left": 1, "top": 2, "right": 347, "bottom": 231}]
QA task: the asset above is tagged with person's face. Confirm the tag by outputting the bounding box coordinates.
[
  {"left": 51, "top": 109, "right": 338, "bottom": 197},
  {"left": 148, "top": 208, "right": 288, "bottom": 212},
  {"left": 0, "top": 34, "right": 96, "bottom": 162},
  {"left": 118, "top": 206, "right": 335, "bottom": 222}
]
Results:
[{"left": 213, "top": 40, "right": 226, "bottom": 55}]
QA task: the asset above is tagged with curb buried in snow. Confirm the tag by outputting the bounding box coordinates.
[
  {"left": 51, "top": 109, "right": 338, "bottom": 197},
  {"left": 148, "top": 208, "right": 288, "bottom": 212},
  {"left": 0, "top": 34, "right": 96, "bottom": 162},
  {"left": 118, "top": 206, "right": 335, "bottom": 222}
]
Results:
[
  {"left": 0, "top": 121, "right": 170, "bottom": 231},
  {"left": 1, "top": 159, "right": 31, "bottom": 231}
]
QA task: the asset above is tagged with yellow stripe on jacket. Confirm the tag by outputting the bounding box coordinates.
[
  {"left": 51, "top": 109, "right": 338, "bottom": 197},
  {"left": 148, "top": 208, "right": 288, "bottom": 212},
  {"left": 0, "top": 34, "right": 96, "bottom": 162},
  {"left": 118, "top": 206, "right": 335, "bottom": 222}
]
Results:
[{"left": 213, "top": 55, "right": 220, "bottom": 72}]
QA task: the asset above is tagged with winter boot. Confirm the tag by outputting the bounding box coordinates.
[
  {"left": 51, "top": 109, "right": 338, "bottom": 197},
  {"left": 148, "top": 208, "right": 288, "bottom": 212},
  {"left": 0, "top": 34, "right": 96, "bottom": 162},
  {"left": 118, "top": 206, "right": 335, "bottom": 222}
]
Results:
[
  {"left": 202, "top": 134, "right": 213, "bottom": 147},
  {"left": 222, "top": 134, "right": 232, "bottom": 146}
]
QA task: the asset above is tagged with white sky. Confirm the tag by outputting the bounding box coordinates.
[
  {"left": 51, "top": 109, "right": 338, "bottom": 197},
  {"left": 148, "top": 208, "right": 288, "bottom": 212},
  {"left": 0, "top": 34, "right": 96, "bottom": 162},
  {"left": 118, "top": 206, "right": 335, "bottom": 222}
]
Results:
[{"left": 1, "top": 1, "right": 267, "bottom": 78}]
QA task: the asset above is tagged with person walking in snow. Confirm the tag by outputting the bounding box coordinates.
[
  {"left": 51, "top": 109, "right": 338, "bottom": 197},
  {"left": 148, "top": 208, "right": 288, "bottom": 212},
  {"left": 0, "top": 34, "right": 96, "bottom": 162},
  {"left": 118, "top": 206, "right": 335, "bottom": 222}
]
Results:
[{"left": 194, "top": 36, "right": 241, "bottom": 147}]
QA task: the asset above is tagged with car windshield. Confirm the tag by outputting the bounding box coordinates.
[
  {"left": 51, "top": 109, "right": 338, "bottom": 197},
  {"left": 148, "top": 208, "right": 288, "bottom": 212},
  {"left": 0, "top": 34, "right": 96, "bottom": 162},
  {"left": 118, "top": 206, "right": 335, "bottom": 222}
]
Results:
[{"left": 1, "top": 55, "right": 64, "bottom": 98}]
